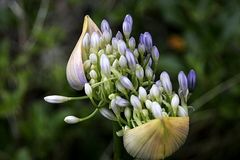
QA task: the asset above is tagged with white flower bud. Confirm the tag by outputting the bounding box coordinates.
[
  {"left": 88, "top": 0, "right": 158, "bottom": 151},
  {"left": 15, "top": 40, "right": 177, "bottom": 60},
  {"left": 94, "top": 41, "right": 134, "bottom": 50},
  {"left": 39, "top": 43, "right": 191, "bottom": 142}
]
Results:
[
  {"left": 160, "top": 71, "right": 172, "bottom": 94},
  {"left": 90, "top": 32, "right": 100, "bottom": 50},
  {"left": 100, "top": 54, "right": 111, "bottom": 77},
  {"left": 136, "top": 64, "right": 144, "bottom": 81},
  {"left": 101, "top": 19, "right": 110, "bottom": 32},
  {"left": 129, "top": 37, "right": 136, "bottom": 50},
  {"left": 115, "top": 96, "right": 129, "bottom": 107},
  {"left": 106, "top": 44, "right": 112, "bottom": 54},
  {"left": 133, "top": 49, "right": 139, "bottom": 58},
  {"left": 155, "top": 80, "right": 162, "bottom": 87},
  {"left": 99, "top": 108, "right": 117, "bottom": 121},
  {"left": 120, "top": 76, "right": 134, "bottom": 90},
  {"left": 138, "top": 43, "right": 145, "bottom": 54},
  {"left": 112, "top": 59, "right": 119, "bottom": 69},
  {"left": 171, "top": 94, "right": 180, "bottom": 108},
  {"left": 130, "top": 95, "right": 142, "bottom": 110},
  {"left": 89, "top": 70, "right": 98, "bottom": 79},
  {"left": 177, "top": 106, "right": 188, "bottom": 117},
  {"left": 124, "top": 107, "right": 131, "bottom": 121},
  {"left": 145, "top": 100, "right": 152, "bottom": 110},
  {"left": 112, "top": 37, "right": 118, "bottom": 49},
  {"left": 64, "top": 116, "right": 80, "bottom": 124},
  {"left": 83, "top": 60, "right": 91, "bottom": 71},
  {"left": 116, "top": 31, "right": 123, "bottom": 40},
  {"left": 84, "top": 83, "right": 92, "bottom": 97},
  {"left": 44, "top": 95, "right": 70, "bottom": 103},
  {"left": 151, "top": 102, "right": 162, "bottom": 118},
  {"left": 145, "top": 66, "right": 153, "bottom": 81},
  {"left": 89, "top": 53, "right": 98, "bottom": 64},
  {"left": 103, "top": 30, "right": 112, "bottom": 44},
  {"left": 119, "top": 55, "right": 127, "bottom": 68},
  {"left": 82, "top": 33, "right": 90, "bottom": 50},
  {"left": 118, "top": 40, "right": 126, "bottom": 55},
  {"left": 149, "top": 84, "right": 160, "bottom": 100},
  {"left": 142, "top": 109, "right": 149, "bottom": 118},
  {"left": 138, "top": 86, "right": 147, "bottom": 102}
]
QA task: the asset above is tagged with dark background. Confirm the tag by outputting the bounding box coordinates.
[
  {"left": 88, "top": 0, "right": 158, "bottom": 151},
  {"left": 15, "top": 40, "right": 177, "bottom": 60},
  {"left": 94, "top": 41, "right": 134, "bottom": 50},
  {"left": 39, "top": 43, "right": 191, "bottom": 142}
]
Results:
[{"left": 0, "top": 0, "right": 240, "bottom": 159}]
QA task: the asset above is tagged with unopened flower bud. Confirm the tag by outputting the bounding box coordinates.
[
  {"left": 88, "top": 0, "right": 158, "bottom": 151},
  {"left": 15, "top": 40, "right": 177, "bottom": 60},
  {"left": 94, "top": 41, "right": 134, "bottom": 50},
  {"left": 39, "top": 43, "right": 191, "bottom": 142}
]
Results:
[
  {"left": 160, "top": 71, "right": 172, "bottom": 94},
  {"left": 89, "top": 53, "right": 97, "bottom": 64},
  {"left": 151, "top": 46, "right": 160, "bottom": 62},
  {"left": 145, "top": 100, "right": 152, "bottom": 110},
  {"left": 82, "top": 33, "right": 90, "bottom": 50},
  {"left": 138, "top": 43, "right": 145, "bottom": 54},
  {"left": 44, "top": 95, "right": 70, "bottom": 103},
  {"left": 116, "top": 31, "right": 123, "bottom": 40},
  {"left": 177, "top": 106, "right": 188, "bottom": 117},
  {"left": 83, "top": 60, "right": 91, "bottom": 71},
  {"left": 133, "top": 49, "right": 139, "bottom": 58},
  {"left": 187, "top": 69, "right": 196, "bottom": 92},
  {"left": 124, "top": 14, "right": 133, "bottom": 26},
  {"left": 171, "top": 94, "right": 180, "bottom": 108},
  {"left": 138, "top": 86, "right": 147, "bottom": 102},
  {"left": 142, "top": 32, "right": 153, "bottom": 52},
  {"left": 101, "top": 19, "right": 110, "bottom": 32},
  {"left": 122, "top": 21, "right": 132, "bottom": 39},
  {"left": 100, "top": 54, "right": 111, "bottom": 76},
  {"left": 136, "top": 64, "right": 144, "bottom": 80},
  {"left": 99, "top": 108, "right": 117, "bottom": 121},
  {"left": 106, "top": 44, "right": 112, "bottom": 54},
  {"left": 142, "top": 109, "right": 149, "bottom": 118},
  {"left": 112, "top": 59, "right": 119, "bottom": 69},
  {"left": 103, "top": 30, "right": 112, "bottom": 44},
  {"left": 155, "top": 80, "right": 162, "bottom": 87},
  {"left": 115, "top": 81, "right": 127, "bottom": 95},
  {"left": 110, "top": 99, "right": 120, "bottom": 115},
  {"left": 84, "top": 83, "right": 92, "bottom": 97},
  {"left": 118, "top": 40, "right": 127, "bottom": 55},
  {"left": 90, "top": 32, "right": 100, "bottom": 50},
  {"left": 178, "top": 71, "right": 188, "bottom": 91},
  {"left": 129, "top": 37, "right": 136, "bottom": 50},
  {"left": 150, "top": 84, "right": 160, "bottom": 100},
  {"left": 124, "top": 107, "right": 131, "bottom": 121},
  {"left": 126, "top": 49, "right": 136, "bottom": 70},
  {"left": 145, "top": 66, "right": 153, "bottom": 81},
  {"left": 130, "top": 95, "right": 142, "bottom": 110},
  {"left": 64, "top": 116, "right": 80, "bottom": 124},
  {"left": 116, "top": 96, "right": 129, "bottom": 107},
  {"left": 112, "top": 37, "right": 118, "bottom": 49},
  {"left": 120, "top": 76, "right": 134, "bottom": 90},
  {"left": 89, "top": 70, "right": 98, "bottom": 79},
  {"left": 119, "top": 55, "right": 127, "bottom": 68},
  {"left": 151, "top": 102, "right": 162, "bottom": 118}
]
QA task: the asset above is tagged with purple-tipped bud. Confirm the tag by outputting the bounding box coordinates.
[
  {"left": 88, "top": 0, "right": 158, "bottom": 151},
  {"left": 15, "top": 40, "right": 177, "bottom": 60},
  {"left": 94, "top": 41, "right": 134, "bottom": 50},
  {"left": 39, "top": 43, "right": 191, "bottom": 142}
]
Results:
[
  {"left": 129, "top": 37, "right": 136, "bottom": 50},
  {"left": 112, "top": 37, "right": 118, "bottom": 49},
  {"left": 124, "top": 14, "right": 133, "bottom": 26},
  {"left": 151, "top": 46, "right": 160, "bottom": 62},
  {"left": 90, "top": 32, "right": 100, "bottom": 50},
  {"left": 119, "top": 55, "right": 127, "bottom": 68},
  {"left": 120, "top": 76, "right": 134, "bottom": 90},
  {"left": 160, "top": 71, "right": 172, "bottom": 94},
  {"left": 100, "top": 54, "right": 111, "bottom": 76},
  {"left": 116, "top": 31, "right": 123, "bottom": 40},
  {"left": 101, "top": 19, "right": 110, "bottom": 32},
  {"left": 151, "top": 102, "right": 162, "bottom": 118},
  {"left": 110, "top": 99, "right": 120, "bottom": 115},
  {"left": 116, "top": 81, "right": 127, "bottom": 94},
  {"left": 187, "top": 69, "right": 196, "bottom": 92},
  {"left": 135, "top": 64, "right": 144, "bottom": 80},
  {"left": 126, "top": 49, "right": 136, "bottom": 70},
  {"left": 130, "top": 95, "right": 142, "bottom": 110},
  {"left": 99, "top": 108, "right": 117, "bottom": 121},
  {"left": 82, "top": 33, "right": 90, "bottom": 49},
  {"left": 155, "top": 80, "right": 162, "bottom": 87},
  {"left": 178, "top": 71, "right": 188, "bottom": 91},
  {"left": 116, "top": 96, "right": 129, "bottom": 107},
  {"left": 122, "top": 21, "right": 132, "bottom": 39},
  {"left": 118, "top": 40, "right": 127, "bottom": 55},
  {"left": 138, "top": 86, "right": 147, "bottom": 102},
  {"left": 142, "top": 32, "right": 153, "bottom": 52}
]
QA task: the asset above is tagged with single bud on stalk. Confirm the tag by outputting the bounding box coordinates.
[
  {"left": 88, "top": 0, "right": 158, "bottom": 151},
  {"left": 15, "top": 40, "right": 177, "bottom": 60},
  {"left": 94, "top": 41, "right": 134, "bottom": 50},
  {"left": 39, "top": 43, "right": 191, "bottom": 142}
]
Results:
[
  {"left": 103, "top": 30, "right": 112, "bottom": 44},
  {"left": 187, "top": 69, "right": 196, "bottom": 92},
  {"left": 44, "top": 95, "right": 71, "bottom": 103},
  {"left": 118, "top": 40, "right": 127, "bottom": 55},
  {"left": 177, "top": 106, "right": 188, "bottom": 117},
  {"left": 138, "top": 86, "right": 147, "bottom": 102},
  {"left": 145, "top": 66, "right": 153, "bottom": 81},
  {"left": 141, "top": 32, "right": 153, "bottom": 53},
  {"left": 126, "top": 49, "right": 136, "bottom": 70},
  {"left": 112, "top": 37, "right": 118, "bottom": 49},
  {"left": 120, "top": 76, "right": 134, "bottom": 90},
  {"left": 130, "top": 95, "right": 142, "bottom": 110},
  {"left": 89, "top": 53, "right": 98, "bottom": 64},
  {"left": 124, "top": 107, "right": 132, "bottom": 121},
  {"left": 151, "top": 102, "right": 162, "bottom": 118},
  {"left": 115, "top": 96, "right": 130, "bottom": 107},
  {"left": 145, "top": 100, "right": 152, "bottom": 110},
  {"left": 101, "top": 19, "right": 110, "bottom": 32},
  {"left": 116, "top": 31, "right": 123, "bottom": 40},
  {"left": 100, "top": 54, "right": 111, "bottom": 76},
  {"left": 124, "top": 14, "right": 133, "bottom": 26},
  {"left": 119, "top": 55, "right": 127, "bottom": 68},
  {"left": 151, "top": 46, "right": 160, "bottom": 62},
  {"left": 178, "top": 71, "right": 188, "bottom": 91},
  {"left": 129, "top": 37, "right": 136, "bottom": 50},
  {"left": 82, "top": 33, "right": 90, "bottom": 50},
  {"left": 133, "top": 49, "right": 139, "bottom": 58},
  {"left": 171, "top": 94, "right": 180, "bottom": 108},
  {"left": 89, "top": 70, "right": 98, "bottom": 79},
  {"left": 99, "top": 108, "right": 117, "bottom": 121},
  {"left": 138, "top": 43, "right": 145, "bottom": 55},
  {"left": 160, "top": 71, "right": 172, "bottom": 94},
  {"left": 122, "top": 21, "right": 132, "bottom": 39},
  {"left": 106, "top": 44, "right": 112, "bottom": 54},
  {"left": 64, "top": 116, "right": 80, "bottom": 124},
  {"left": 135, "top": 64, "right": 144, "bottom": 81},
  {"left": 84, "top": 83, "right": 92, "bottom": 97},
  {"left": 149, "top": 84, "right": 160, "bottom": 100},
  {"left": 90, "top": 32, "right": 100, "bottom": 50}
]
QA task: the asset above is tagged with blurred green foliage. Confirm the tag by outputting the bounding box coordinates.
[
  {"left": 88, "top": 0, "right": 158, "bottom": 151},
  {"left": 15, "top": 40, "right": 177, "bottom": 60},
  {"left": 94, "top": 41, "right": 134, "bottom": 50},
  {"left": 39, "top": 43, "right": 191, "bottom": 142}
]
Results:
[{"left": 0, "top": 0, "right": 240, "bottom": 159}]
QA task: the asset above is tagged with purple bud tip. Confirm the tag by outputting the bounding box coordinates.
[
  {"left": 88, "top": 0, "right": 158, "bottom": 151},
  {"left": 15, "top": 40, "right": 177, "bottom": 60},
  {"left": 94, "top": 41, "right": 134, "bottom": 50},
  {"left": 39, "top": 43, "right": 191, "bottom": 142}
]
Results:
[
  {"left": 101, "top": 19, "right": 110, "bottom": 32},
  {"left": 188, "top": 69, "right": 196, "bottom": 92},
  {"left": 126, "top": 49, "right": 136, "bottom": 70},
  {"left": 124, "top": 14, "right": 133, "bottom": 26},
  {"left": 178, "top": 71, "right": 188, "bottom": 91},
  {"left": 143, "top": 32, "right": 153, "bottom": 52},
  {"left": 151, "top": 46, "right": 160, "bottom": 62},
  {"left": 116, "top": 31, "right": 123, "bottom": 40},
  {"left": 122, "top": 21, "right": 132, "bottom": 38}
]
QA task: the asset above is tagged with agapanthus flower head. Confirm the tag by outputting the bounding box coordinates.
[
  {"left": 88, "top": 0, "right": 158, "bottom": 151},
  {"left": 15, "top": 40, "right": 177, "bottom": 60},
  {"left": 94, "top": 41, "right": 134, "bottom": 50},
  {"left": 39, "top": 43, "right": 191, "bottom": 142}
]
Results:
[{"left": 46, "top": 14, "right": 197, "bottom": 160}]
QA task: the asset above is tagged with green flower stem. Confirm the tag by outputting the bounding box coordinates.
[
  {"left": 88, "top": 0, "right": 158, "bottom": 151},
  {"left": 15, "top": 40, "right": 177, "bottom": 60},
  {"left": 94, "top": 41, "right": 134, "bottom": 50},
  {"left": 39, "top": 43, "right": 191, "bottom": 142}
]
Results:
[
  {"left": 91, "top": 77, "right": 117, "bottom": 88},
  {"left": 69, "top": 96, "right": 89, "bottom": 100},
  {"left": 77, "top": 108, "right": 99, "bottom": 122}
]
